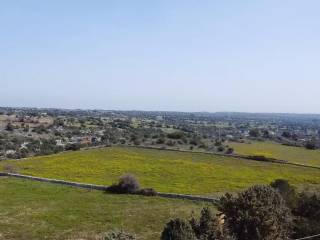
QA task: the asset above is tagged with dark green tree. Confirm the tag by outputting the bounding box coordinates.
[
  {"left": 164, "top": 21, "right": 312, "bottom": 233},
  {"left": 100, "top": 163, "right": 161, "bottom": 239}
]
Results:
[
  {"left": 219, "top": 185, "right": 293, "bottom": 240},
  {"left": 161, "top": 218, "right": 197, "bottom": 240}
]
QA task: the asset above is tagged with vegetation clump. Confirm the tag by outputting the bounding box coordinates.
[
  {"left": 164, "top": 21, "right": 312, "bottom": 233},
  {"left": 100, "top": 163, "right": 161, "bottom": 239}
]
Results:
[
  {"left": 292, "top": 192, "right": 320, "bottom": 239},
  {"left": 106, "top": 174, "right": 157, "bottom": 196},
  {"left": 190, "top": 207, "right": 234, "bottom": 240},
  {"left": 104, "top": 229, "right": 136, "bottom": 240},
  {"left": 270, "top": 179, "right": 297, "bottom": 208},
  {"left": 219, "top": 185, "right": 293, "bottom": 240},
  {"left": 167, "top": 131, "right": 184, "bottom": 140},
  {"left": 161, "top": 218, "right": 197, "bottom": 240},
  {"left": 107, "top": 174, "right": 140, "bottom": 194}
]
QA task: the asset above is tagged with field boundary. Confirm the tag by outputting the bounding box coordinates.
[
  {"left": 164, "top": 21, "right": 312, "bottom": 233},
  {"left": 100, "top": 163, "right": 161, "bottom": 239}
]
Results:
[
  {"left": 0, "top": 172, "right": 219, "bottom": 204},
  {"left": 2, "top": 145, "right": 320, "bottom": 170},
  {"left": 119, "top": 145, "right": 320, "bottom": 170}
]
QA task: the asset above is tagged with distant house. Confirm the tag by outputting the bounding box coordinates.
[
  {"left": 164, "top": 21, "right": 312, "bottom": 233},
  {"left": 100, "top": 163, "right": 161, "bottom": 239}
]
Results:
[
  {"left": 226, "top": 134, "right": 234, "bottom": 140},
  {"left": 5, "top": 150, "right": 16, "bottom": 155},
  {"left": 55, "top": 139, "right": 65, "bottom": 147}
]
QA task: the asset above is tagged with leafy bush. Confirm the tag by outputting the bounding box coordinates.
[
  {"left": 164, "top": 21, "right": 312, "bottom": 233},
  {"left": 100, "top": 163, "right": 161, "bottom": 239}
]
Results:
[
  {"left": 65, "top": 143, "right": 81, "bottom": 151},
  {"left": 225, "top": 148, "right": 234, "bottom": 154},
  {"left": 294, "top": 192, "right": 320, "bottom": 221},
  {"left": 107, "top": 174, "right": 140, "bottom": 194},
  {"left": 156, "top": 138, "right": 165, "bottom": 144},
  {"left": 292, "top": 217, "right": 320, "bottom": 239},
  {"left": 305, "top": 141, "right": 317, "bottom": 150},
  {"left": 190, "top": 207, "right": 234, "bottom": 240},
  {"left": 217, "top": 146, "right": 225, "bottom": 152},
  {"left": 5, "top": 123, "right": 14, "bottom": 131},
  {"left": 219, "top": 185, "right": 293, "bottom": 240},
  {"left": 167, "top": 131, "right": 184, "bottom": 139},
  {"left": 166, "top": 140, "right": 176, "bottom": 146},
  {"left": 104, "top": 229, "right": 136, "bottom": 240},
  {"left": 270, "top": 179, "right": 297, "bottom": 208},
  {"left": 161, "top": 218, "right": 197, "bottom": 240},
  {"left": 137, "top": 188, "right": 157, "bottom": 196}
]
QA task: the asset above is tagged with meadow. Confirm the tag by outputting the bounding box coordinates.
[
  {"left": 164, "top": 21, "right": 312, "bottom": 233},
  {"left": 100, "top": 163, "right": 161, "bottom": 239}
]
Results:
[
  {"left": 1, "top": 146, "right": 320, "bottom": 195},
  {"left": 229, "top": 141, "right": 320, "bottom": 167},
  {"left": 0, "top": 177, "right": 207, "bottom": 240}
]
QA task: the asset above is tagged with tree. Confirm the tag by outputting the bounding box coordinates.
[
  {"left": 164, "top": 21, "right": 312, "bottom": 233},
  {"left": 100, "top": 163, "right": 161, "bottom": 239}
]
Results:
[
  {"left": 167, "top": 131, "right": 184, "bottom": 139},
  {"left": 282, "top": 131, "right": 292, "bottom": 139},
  {"left": 294, "top": 192, "right": 320, "bottom": 221},
  {"left": 190, "top": 207, "right": 234, "bottom": 240},
  {"left": 225, "top": 148, "right": 234, "bottom": 154},
  {"left": 249, "top": 129, "right": 260, "bottom": 138},
  {"left": 5, "top": 123, "right": 14, "bottom": 131},
  {"left": 270, "top": 179, "right": 297, "bottom": 208},
  {"left": 292, "top": 192, "right": 320, "bottom": 239},
  {"left": 107, "top": 174, "right": 140, "bottom": 194},
  {"left": 219, "top": 185, "right": 293, "bottom": 240},
  {"left": 305, "top": 141, "right": 317, "bottom": 150},
  {"left": 263, "top": 130, "right": 270, "bottom": 138},
  {"left": 161, "top": 218, "right": 197, "bottom": 240}
]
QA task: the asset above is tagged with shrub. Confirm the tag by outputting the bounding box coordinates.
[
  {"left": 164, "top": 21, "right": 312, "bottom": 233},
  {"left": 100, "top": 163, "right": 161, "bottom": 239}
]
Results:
[
  {"left": 107, "top": 174, "right": 140, "bottom": 194},
  {"left": 166, "top": 140, "right": 176, "bottom": 146},
  {"left": 249, "top": 129, "right": 260, "bottom": 138},
  {"left": 5, "top": 123, "right": 14, "bottom": 131},
  {"left": 167, "top": 131, "right": 184, "bottom": 139},
  {"left": 225, "top": 148, "right": 234, "bottom": 154},
  {"left": 156, "top": 138, "right": 165, "bottom": 144},
  {"left": 217, "top": 146, "right": 225, "bottom": 152},
  {"left": 190, "top": 207, "right": 234, "bottom": 240},
  {"left": 161, "top": 218, "right": 197, "bottom": 240},
  {"left": 294, "top": 192, "right": 320, "bottom": 221},
  {"left": 137, "top": 188, "right": 157, "bottom": 196},
  {"left": 104, "top": 229, "right": 136, "bottom": 240},
  {"left": 219, "top": 185, "right": 293, "bottom": 240},
  {"left": 292, "top": 217, "right": 320, "bottom": 239},
  {"left": 65, "top": 143, "right": 81, "bottom": 151},
  {"left": 292, "top": 192, "right": 320, "bottom": 238},
  {"left": 305, "top": 141, "right": 317, "bottom": 150},
  {"left": 270, "top": 179, "right": 297, "bottom": 208}
]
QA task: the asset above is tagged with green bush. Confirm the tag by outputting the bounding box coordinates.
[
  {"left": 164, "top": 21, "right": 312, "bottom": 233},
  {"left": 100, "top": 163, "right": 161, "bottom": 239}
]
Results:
[
  {"left": 107, "top": 174, "right": 140, "bottom": 194},
  {"left": 136, "top": 188, "right": 157, "bottom": 196},
  {"left": 270, "top": 179, "right": 297, "bottom": 208},
  {"left": 294, "top": 192, "right": 320, "bottom": 221},
  {"left": 161, "top": 218, "right": 197, "bottom": 240},
  {"left": 292, "top": 217, "right": 320, "bottom": 239},
  {"left": 219, "top": 185, "right": 293, "bottom": 240},
  {"left": 190, "top": 207, "right": 234, "bottom": 240},
  {"left": 167, "top": 131, "right": 184, "bottom": 139}
]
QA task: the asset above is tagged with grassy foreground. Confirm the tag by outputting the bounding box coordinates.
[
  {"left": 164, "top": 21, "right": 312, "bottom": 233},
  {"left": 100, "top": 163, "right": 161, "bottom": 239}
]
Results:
[
  {"left": 0, "top": 177, "right": 206, "bottom": 240},
  {"left": 1, "top": 146, "right": 320, "bottom": 195},
  {"left": 229, "top": 141, "right": 320, "bottom": 167}
]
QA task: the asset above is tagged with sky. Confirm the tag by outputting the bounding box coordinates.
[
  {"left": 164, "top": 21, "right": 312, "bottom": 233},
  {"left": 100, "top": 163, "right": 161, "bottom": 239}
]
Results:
[{"left": 1, "top": 1, "right": 320, "bottom": 113}]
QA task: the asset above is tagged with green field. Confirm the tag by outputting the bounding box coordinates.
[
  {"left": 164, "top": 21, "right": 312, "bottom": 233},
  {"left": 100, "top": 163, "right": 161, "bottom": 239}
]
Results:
[
  {"left": 229, "top": 141, "right": 320, "bottom": 167},
  {"left": 1, "top": 146, "right": 320, "bottom": 195},
  {"left": 0, "top": 177, "right": 207, "bottom": 240}
]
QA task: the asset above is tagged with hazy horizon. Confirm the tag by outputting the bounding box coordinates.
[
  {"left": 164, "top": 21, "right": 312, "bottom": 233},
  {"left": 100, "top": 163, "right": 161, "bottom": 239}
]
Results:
[
  {"left": 2, "top": 105, "right": 320, "bottom": 116},
  {"left": 1, "top": 1, "right": 320, "bottom": 114}
]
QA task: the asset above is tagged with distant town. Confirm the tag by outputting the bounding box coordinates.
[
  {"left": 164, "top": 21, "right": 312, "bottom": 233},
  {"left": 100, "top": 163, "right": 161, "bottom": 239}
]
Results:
[{"left": 1, "top": 107, "right": 319, "bottom": 160}]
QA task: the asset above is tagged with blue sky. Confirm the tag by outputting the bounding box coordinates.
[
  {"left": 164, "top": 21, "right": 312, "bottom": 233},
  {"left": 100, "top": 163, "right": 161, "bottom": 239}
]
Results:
[{"left": 1, "top": 1, "right": 319, "bottom": 113}]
